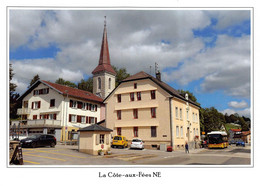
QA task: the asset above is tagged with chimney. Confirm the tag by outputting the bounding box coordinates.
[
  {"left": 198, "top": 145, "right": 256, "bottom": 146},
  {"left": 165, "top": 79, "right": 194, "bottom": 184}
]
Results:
[{"left": 156, "top": 71, "right": 161, "bottom": 81}]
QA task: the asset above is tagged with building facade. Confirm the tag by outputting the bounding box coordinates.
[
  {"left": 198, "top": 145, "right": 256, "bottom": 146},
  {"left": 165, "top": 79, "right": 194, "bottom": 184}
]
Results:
[
  {"left": 16, "top": 80, "right": 104, "bottom": 141},
  {"left": 104, "top": 71, "right": 201, "bottom": 150}
]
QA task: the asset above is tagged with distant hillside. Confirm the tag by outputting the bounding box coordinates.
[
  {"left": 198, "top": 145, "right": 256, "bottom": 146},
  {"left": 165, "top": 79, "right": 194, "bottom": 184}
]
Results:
[{"left": 224, "top": 123, "right": 241, "bottom": 132}]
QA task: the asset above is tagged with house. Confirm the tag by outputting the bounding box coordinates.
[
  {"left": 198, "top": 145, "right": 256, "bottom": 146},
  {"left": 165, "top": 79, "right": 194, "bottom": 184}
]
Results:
[
  {"left": 228, "top": 129, "right": 242, "bottom": 142},
  {"left": 103, "top": 71, "right": 201, "bottom": 150},
  {"left": 16, "top": 80, "right": 104, "bottom": 141},
  {"left": 242, "top": 131, "right": 251, "bottom": 144}
]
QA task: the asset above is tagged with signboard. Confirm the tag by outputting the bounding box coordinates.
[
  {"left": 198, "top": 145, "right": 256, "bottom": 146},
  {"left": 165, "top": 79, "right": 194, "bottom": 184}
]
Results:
[{"left": 10, "top": 144, "right": 23, "bottom": 165}]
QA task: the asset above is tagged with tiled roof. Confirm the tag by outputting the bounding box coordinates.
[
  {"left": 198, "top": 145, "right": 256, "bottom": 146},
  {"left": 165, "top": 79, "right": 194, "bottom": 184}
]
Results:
[
  {"left": 78, "top": 124, "right": 113, "bottom": 132},
  {"left": 122, "top": 71, "right": 200, "bottom": 107},
  {"left": 41, "top": 80, "right": 103, "bottom": 103},
  {"left": 230, "top": 129, "right": 242, "bottom": 132}
]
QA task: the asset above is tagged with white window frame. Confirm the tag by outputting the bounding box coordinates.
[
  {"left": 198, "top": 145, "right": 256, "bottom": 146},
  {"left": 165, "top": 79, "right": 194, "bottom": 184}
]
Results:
[
  {"left": 180, "top": 108, "right": 182, "bottom": 120},
  {"left": 176, "top": 126, "right": 179, "bottom": 137},
  {"left": 180, "top": 126, "right": 183, "bottom": 137},
  {"left": 71, "top": 115, "right": 76, "bottom": 123},
  {"left": 175, "top": 107, "right": 178, "bottom": 119},
  {"left": 81, "top": 116, "right": 86, "bottom": 123}
]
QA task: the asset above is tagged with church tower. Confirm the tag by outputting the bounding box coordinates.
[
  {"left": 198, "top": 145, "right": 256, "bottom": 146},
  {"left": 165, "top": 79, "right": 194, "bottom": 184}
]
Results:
[{"left": 92, "top": 17, "right": 116, "bottom": 99}]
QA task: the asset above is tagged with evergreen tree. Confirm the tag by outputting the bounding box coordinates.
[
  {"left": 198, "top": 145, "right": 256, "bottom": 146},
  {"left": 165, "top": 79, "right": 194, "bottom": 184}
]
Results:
[
  {"left": 112, "top": 66, "right": 130, "bottom": 87},
  {"left": 28, "top": 74, "right": 40, "bottom": 88},
  {"left": 78, "top": 78, "right": 93, "bottom": 92}
]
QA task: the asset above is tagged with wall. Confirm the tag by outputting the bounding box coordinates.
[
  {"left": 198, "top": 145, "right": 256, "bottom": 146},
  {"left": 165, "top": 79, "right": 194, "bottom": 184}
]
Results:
[{"left": 105, "top": 78, "right": 172, "bottom": 149}]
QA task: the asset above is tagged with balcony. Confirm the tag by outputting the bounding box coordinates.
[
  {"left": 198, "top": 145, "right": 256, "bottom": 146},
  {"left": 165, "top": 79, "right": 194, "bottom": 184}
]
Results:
[
  {"left": 26, "top": 119, "right": 61, "bottom": 127},
  {"left": 17, "top": 108, "right": 31, "bottom": 115}
]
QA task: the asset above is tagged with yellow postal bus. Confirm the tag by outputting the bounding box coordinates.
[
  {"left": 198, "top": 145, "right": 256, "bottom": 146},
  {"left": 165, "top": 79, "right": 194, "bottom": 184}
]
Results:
[{"left": 207, "top": 131, "right": 228, "bottom": 149}]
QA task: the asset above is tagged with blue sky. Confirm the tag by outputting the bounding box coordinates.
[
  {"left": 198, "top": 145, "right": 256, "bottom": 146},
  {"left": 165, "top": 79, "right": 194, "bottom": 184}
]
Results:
[{"left": 9, "top": 9, "right": 251, "bottom": 117}]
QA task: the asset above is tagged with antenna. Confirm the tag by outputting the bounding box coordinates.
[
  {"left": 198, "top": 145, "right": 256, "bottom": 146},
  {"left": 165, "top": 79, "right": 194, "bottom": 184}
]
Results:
[
  {"left": 155, "top": 62, "right": 159, "bottom": 73},
  {"left": 104, "top": 16, "right": 107, "bottom": 27},
  {"left": 150, "top": 66, "right": 152, "bottom": 75}
]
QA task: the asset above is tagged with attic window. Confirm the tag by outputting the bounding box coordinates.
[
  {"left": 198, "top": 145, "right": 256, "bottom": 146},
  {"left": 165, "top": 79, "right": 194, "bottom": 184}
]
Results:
[{"left": 134, "top": 83, "right": 137, "bottom": 89}]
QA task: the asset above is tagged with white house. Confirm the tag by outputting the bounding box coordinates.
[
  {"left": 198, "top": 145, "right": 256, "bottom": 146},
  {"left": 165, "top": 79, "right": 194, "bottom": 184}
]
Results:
[{"left": 16, "top": 80, "right": 104, "bottom": 141}]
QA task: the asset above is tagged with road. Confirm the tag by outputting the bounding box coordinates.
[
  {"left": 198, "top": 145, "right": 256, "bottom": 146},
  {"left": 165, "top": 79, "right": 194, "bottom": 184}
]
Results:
[{"left": 19, "top": 144, "right": 251, "bottom": 166}]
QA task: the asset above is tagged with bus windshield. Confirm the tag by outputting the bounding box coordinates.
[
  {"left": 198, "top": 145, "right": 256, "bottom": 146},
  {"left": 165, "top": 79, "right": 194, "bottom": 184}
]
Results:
[{"left": 208, "top": 134, "right": 223, "bottom": 144}]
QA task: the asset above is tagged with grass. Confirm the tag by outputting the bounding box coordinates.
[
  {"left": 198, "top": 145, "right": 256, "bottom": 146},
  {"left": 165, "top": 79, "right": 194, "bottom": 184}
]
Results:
[{"left": 224, "top": 123, "right": 241, "bottom": 132}]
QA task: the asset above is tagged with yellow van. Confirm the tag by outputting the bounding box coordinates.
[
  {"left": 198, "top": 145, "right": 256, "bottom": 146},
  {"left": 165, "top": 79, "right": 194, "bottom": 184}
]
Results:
[{"left": 111, "top": 135, "right": 128, "bottom": 148}]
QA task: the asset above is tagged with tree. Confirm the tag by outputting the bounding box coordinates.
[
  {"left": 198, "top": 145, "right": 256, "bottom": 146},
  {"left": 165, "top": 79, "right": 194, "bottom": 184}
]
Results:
[
  {"left": 178, "top": 89, "right": 200, "bottom": 106},
  {"left": 9, "top": 64, "right": 20, "bottom": 119},
  {"left": 55, "top": 78, "right": 77, "bottom": 88},
  {"left": 78, "top": 78, "right": 93, "bottom": 92},
  {"left": 112, "top": 66, "right": 130, "bottom": 87},
  {"left": 28, "top": 74, "right": 40, "bottom": 88}
]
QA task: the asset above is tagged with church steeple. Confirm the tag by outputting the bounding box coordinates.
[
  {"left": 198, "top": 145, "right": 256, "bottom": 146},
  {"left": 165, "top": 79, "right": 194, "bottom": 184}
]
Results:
[
  {"left": 92, "top": 17, "right": 116, "bottom": 99},
  {"left": 92, "top": 16, "right": 116, "bottom": 76}
]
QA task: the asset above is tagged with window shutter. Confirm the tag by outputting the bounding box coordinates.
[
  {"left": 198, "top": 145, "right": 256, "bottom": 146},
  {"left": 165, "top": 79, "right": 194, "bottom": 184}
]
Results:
[
  {"left": 95, "top": 117, "right": 97, "bottom": 123},
  {"left": 53, "top": 114, "right": 57, "bottom": 120},
  {"left": 77, "top": 115, "right": 81, "bottom": 123},
  {"left": 47, "top": 88, "right": 49, "bottom": 94},
  {"left": 33, "top": 90, "right": 35, "bottom": 95},
  {"left": 70, "top": 100, "right": 73, "bottom": 107},
  {"left": 86, "top": 116, "right": 89, "bottom": 124},
  {"left": 38, "top": 101, "right": 41, "bottom": 108},
  {"left": 31, "top": 102, "right": 34, "bottom": 109},
  {"left": 95, "top": 105, "right": 97, "bottom": 111},
  {"left": 89, "top": 117, "right": 92, "bottom": 123},
  {"left": 96, "top": 134, "right": 99, "bottom": 145},
  {"left": 69, "top": 114, "right": 72, "bottom": 122}
]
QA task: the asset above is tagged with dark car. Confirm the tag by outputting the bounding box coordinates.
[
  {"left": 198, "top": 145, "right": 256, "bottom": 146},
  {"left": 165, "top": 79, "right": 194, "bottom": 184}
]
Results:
[{"left": 20, "top": 134, "right": 56, "bottom": 148}]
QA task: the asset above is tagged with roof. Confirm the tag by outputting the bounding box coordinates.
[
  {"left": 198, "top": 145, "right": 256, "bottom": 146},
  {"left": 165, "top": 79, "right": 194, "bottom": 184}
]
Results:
[
  {"left": 242, "top": 131, "right": 251, "bottom": 135},
  {"left": 92, "top": 24, "right": 116, "bottom": 76},
  {"left": 18, "top": 80, "right": 103, "bottom": 104},
  {"left": 229, "top": 129, "right": 242, "bottom": 132},
  {"left": 105, "top": 71, "right": 200, "bottom": 107},
  {"left": 78, "top": 124, "right": 113, "bottom": 132}
]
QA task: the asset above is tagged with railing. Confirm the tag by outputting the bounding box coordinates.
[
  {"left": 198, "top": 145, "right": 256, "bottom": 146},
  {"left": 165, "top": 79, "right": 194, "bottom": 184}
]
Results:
[
  {"left": 17, "top": 108, "right": 31, "bottom": 115},
  {"left": 27, "top": 119, "right": 61, "bottom": 126}
]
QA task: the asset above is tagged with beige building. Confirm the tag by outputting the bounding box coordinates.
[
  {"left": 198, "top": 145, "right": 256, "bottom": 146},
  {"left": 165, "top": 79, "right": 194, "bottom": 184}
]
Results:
[{"left": 104, "top": 71, "right": 201, "bottom": 150}]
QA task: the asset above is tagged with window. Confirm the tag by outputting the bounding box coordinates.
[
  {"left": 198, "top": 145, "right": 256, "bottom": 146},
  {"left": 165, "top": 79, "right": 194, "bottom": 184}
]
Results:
[
  {"left": 137, "top": 92, "right": 141, "bottom": 100},
  {"left": 89, "top": 104, "right": 96, "bottom": 111},
  {"left": 151, "top": 107, "right": 156, "bottom": 118},
  {"left": 34, "top": 88, "right": 49, "bottom": 95},
  {"left": 192, "top": 112, "right": 195, "bottom": 121},
  {"left": 133, "top": 109, "right": 138, "bottom": 119},
  {"left": 50, "top": 99, "right": 55, "bottom": 107},
  {"left": 117, "top": 94, "right": 121, "bottom": 103},
  {"left": 100, "top": 134, "right": 105, "bottom": 144},
  {"left": 32, "top": 101, "right": 41, "bottom": 109},
  {"left": 196, "top": 128, "right": 198, "bottom": 136},
  {"left": 134, "top": 83, "right": 137, "bottom": 89},
  {"left": 117, "top": 110, "right": 121, "bottom": 120},
  {"left": 23, "top": 101, "right": 28, "bottom": 108},
  {"left": 130, "top": 93, "right": 135, "bottom": 101},
  {"left": 133, "top": 127, "right": 138, "bottom": 137},
  {"left": 82, "top": 103, "right": 87, "bottom": 110},
  {"left": 117, "top": 128, "right": 121, "bottom": 135},
  {"left": 98, "top": 77, "right": 101, "bottom": 89},
  {"left": 180, "top": 126, "right": 183, "bottom": 137},
  {"left": 70, "top": 100, "right": 77, "bottom": 108},
  {"left": 109, "top": 78, "right": 111, "bottom": 89},
  {"left": 180, "top": 108, "right": 183, "bottom": 120},
  {"left": 89, "top": 117, "right": 95, "bottom": 124},
  {"left": 151, "top": 90, "right": 156, "bottom": 99},
  {"left": 176, "top": 126, "right": 179, "bottom": 137},
  {"left": 195, "top": 113, "right": 198, "bottom": 122},
  {"left": 187, "top": 110, "right": 189, "bottom": 120},
  {"left": 151, "top": 126, "right": 157, "bottom": 137},
  {"left": 81, "top": 116, "right": 86, "bottom": 123},
  {"left": 69, "top": 114, "right": 76, "bottom": 123},
  {"left": 175, "top": 107, "right": 178, "bottom": 118}
]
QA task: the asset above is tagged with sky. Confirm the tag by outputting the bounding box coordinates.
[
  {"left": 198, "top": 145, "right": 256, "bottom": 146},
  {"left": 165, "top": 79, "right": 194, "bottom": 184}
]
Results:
[{"left": 9, "top": 9, "right": 251, "bottom": 118}]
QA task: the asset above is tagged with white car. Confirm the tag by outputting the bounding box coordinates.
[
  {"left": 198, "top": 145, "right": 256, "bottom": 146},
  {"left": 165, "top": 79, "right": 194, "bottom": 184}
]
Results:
[{"left": 130, "top": 138, "right": 144, "bottom": 150}]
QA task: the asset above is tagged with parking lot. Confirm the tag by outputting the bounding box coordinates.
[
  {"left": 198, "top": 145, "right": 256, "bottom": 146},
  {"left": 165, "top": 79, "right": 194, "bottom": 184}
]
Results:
[{"left": 18, "top": 144, "right": 250, "bottom": 166}]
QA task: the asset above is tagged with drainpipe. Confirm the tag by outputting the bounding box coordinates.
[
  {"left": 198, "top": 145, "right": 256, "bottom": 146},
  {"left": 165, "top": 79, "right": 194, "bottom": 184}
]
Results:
[{"left": 169, "top": 97, "right": 173, "bottom": 147}]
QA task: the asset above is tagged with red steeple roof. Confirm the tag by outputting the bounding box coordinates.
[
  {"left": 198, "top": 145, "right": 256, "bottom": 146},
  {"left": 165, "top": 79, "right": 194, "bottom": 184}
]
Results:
[{"left": 92, "top": 19, "right": 116, "bottom": 76}]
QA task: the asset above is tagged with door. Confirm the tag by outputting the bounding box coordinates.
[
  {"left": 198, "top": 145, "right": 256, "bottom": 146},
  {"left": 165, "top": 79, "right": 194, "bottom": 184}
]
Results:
[
  {"left": 187, "top": 127, "right": 190, "bottom": 142},
  {"left": 39, "top": 135, "right": 47, "bottom": 146}
]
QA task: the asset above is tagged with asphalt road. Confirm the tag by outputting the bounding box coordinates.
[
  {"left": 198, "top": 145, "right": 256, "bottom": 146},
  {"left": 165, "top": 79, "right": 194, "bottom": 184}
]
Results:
[{"left": 18, "top": 144, "right": 251, "bottom": 166}]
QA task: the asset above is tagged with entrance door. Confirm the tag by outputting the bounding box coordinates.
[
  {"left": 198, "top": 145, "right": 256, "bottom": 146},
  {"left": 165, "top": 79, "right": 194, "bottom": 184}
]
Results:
[{"left": 187, "top": 127, "right": 190, "bottom": 141}]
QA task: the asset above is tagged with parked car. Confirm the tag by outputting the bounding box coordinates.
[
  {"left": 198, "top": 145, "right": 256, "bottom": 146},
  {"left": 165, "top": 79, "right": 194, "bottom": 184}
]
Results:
[
  {"left": 229, "top": 140, "right": 236, "bottom": 145},
  {"left": 20, "top": 134, "right": 56, "bottom": 148},
  {"left": 236, "top": 140, "right": 245, "bottom": 147},
  {"left": 111, "top": 135, "right": 128, "bottom": 148},
  {"left": 130, "top": 138, "right": 144, "bottom": 150}
]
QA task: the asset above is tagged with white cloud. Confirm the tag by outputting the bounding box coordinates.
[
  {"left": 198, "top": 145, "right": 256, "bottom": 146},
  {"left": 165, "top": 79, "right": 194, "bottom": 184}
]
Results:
[
  {"left": 228, "top": 100, "right": 248, "bottom": 109},
  {"left": 165, "top": 34, "right": 250, "bottom": 98},
  {"left": 221, "top": 107, "right": 250, "bottom": 118}
]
